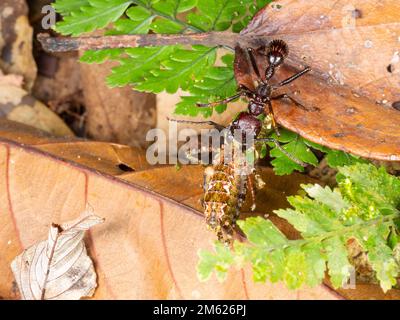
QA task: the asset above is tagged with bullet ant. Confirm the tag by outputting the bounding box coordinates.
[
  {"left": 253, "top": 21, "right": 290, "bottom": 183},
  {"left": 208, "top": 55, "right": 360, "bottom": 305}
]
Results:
[
  {"left": 171, "top": 40, "right": 316, "bottom": 245},
  {"left": 197, "top": 39, "right": 312, "bottom": 139}
]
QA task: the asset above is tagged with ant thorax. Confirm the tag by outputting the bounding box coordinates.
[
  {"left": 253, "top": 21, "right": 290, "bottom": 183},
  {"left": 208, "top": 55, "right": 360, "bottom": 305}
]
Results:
[{"left": 254, "top": 83, "right": 272, "bottom": 102}]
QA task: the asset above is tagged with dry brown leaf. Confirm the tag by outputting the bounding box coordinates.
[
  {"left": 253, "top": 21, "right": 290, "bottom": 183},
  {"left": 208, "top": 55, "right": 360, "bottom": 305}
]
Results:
[
  {"left": 11, "top": 212, "right": 104, "bottom": 300},
  {"left": 0, "top": 119, "right": 399, "bottom": 300},
  {"left": 80, "top": 57, "right": 156, "bottom": 148},
  {"left": 236, "top": 0, "right": 400, "bottom": 161}
]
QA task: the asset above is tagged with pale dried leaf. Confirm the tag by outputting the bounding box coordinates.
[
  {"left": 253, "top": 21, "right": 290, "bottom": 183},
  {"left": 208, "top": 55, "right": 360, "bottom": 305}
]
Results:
[{"left": 11, "top": 212, "right": 104, "bottom": 300}]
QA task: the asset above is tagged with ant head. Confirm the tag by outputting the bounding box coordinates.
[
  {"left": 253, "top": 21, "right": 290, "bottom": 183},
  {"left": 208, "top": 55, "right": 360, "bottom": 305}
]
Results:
[
  {"left": 229, "top": 112, "right": 262, "bottom": 146},
  {"left": 267, "top": 40, "right": 288, "bottom": 67}
]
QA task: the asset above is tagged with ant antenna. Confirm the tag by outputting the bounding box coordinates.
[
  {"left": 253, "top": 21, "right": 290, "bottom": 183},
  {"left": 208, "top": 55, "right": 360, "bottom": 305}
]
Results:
[
  {"left": 167, "top": 117, "right": 226, "bottom": 131},
  {"left": 246, "top": 48, "right": 262, "bottom": 81}
]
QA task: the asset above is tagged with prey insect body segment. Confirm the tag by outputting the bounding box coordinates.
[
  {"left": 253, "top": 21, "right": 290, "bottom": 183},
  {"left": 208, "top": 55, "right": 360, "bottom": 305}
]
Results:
[
  {"left": 202, "top": 136, "right": 256, "bottom": 245},
  {"left": 201, "top": 114, "right": 304, "bottom": 245}
]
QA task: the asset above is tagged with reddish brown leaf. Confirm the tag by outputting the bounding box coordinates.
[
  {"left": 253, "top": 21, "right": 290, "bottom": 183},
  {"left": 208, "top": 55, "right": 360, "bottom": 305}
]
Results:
[
  {"left": 236, "top": 0, "right": 400, "bottom": 161},
  {"left": 0, "top": 119, "right": 399, "bottom": 300}
]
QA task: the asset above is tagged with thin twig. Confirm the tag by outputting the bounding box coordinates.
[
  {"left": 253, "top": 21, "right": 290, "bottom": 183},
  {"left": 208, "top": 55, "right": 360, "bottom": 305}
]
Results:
[{"left": 37, "top": 32, "right": 242, "bottom": 53}]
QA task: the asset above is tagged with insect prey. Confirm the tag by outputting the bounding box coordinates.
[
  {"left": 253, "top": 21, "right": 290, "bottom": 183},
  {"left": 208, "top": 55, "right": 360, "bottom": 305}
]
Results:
[{"left": 172, "top": 39, "right": 315, "bottom": 245}]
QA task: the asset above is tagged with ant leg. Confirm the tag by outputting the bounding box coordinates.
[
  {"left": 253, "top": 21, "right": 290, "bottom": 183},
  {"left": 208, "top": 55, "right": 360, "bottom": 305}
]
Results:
[
  {"left": 255, "top": 137, "right": 308, "bottom": 167},
  {"left": 271, "top": 93, "right": 319, "bottom": 111},
  {"left": 247, "top": 48, "right": 262, "bottom": 81},
  {"left": 247, "top": 174, "right": 257, "bottom": 211},
  {"left": 197, "top": 92, "right": 243, "bottom": 108},
  {"left": 167, "top": 117, "right": 226, "bottom": 131},
  {"left": 276, "top": 67, "right": 311, "bottom": 87},
  {"left": 265, "top": 101, "right": 281, "bottom": 136},
  {"left": 239, "top": 84, "right": 254, "bottom": 96}
]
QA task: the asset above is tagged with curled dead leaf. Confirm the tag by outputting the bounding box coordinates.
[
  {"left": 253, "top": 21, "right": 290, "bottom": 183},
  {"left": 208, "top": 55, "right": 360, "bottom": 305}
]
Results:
[{"left": 11, "top": 212, "right": 104, "bottom": 300}]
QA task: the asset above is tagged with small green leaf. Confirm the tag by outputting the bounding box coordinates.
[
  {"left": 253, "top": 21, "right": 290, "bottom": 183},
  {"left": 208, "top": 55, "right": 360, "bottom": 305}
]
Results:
[
  {"left": 197, "top": 243, "right": 234, "bottom": 282},
  {"left": 53, "top": 0, "right": 90, "bottom": 15},
  {"left": 302, "top": 184, "right": 350, "bottom": 213},
  {"left": 151, "top": 18, "right": 184, "bottom": 33},
  {"left": 106, "top": 46, "right": 179, "bottom": 88},
  {"left": 198, "top": 164, "right": 400, "bottom": 292},
  {"left": 237, "top": 217, "right": 287, "bottom": 248},
  {"left": 177, "top": 0, "right": 197, "bottom": 12},
  {"left": 275, "top": 208, "right": 327, "bottom": 237},
  {"left": 283, "top": 248, "right": 307, "bottom": 289},
  {"left": 357, "top": 225, "right": 399, "bottom": 292},
  {"left": 337, "top": 164, "right": 400, "bottom": 219},
  {"left": 268, "top": 130, "right": 318, "bottom": 175},
  {"left": 187, "top": 0, "right": 271, "bottom": 32},
  {"left": 135, "top": 45, "right": 218, "bottom": 94},
  {"left": 303, "top": 243, "right": 326, "bottom": 287},
  {"left": 80, "top": 48, "right": 123, "bottom": 63},
  {"left": 55, "top": 0, "right": 133, "bottom": 36},
  {"left": 323, "top": 236, "right": 352, "bottom": 289},
  {"left": 259, "top": 144, "right": 268, "bottom": 159},
  {"left": 325, "top": 150, "right": 366, "bottom": 168},
  {"left": 112, "top": 6, "right": 154, "bottom": 34}
]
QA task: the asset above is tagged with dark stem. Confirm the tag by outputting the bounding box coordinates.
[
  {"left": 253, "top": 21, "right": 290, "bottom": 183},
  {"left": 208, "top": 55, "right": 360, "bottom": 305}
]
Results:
[{"left": 38, "top": 32, "right": 241, "bottom": 53}]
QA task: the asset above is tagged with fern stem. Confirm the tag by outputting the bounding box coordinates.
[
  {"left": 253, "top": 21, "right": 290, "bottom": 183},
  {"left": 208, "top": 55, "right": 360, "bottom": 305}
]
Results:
[{"left": 38, "top": 32, "right": 239, "bottom": 52}]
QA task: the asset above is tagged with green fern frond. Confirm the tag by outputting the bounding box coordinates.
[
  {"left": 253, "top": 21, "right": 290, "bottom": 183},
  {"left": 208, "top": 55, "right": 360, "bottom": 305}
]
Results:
[
  {"left": 53, "top": 0, "right": 91, "bottom": 16},
  {"left": 198, "top": 163, "right": 400, "bottom": 292}
]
